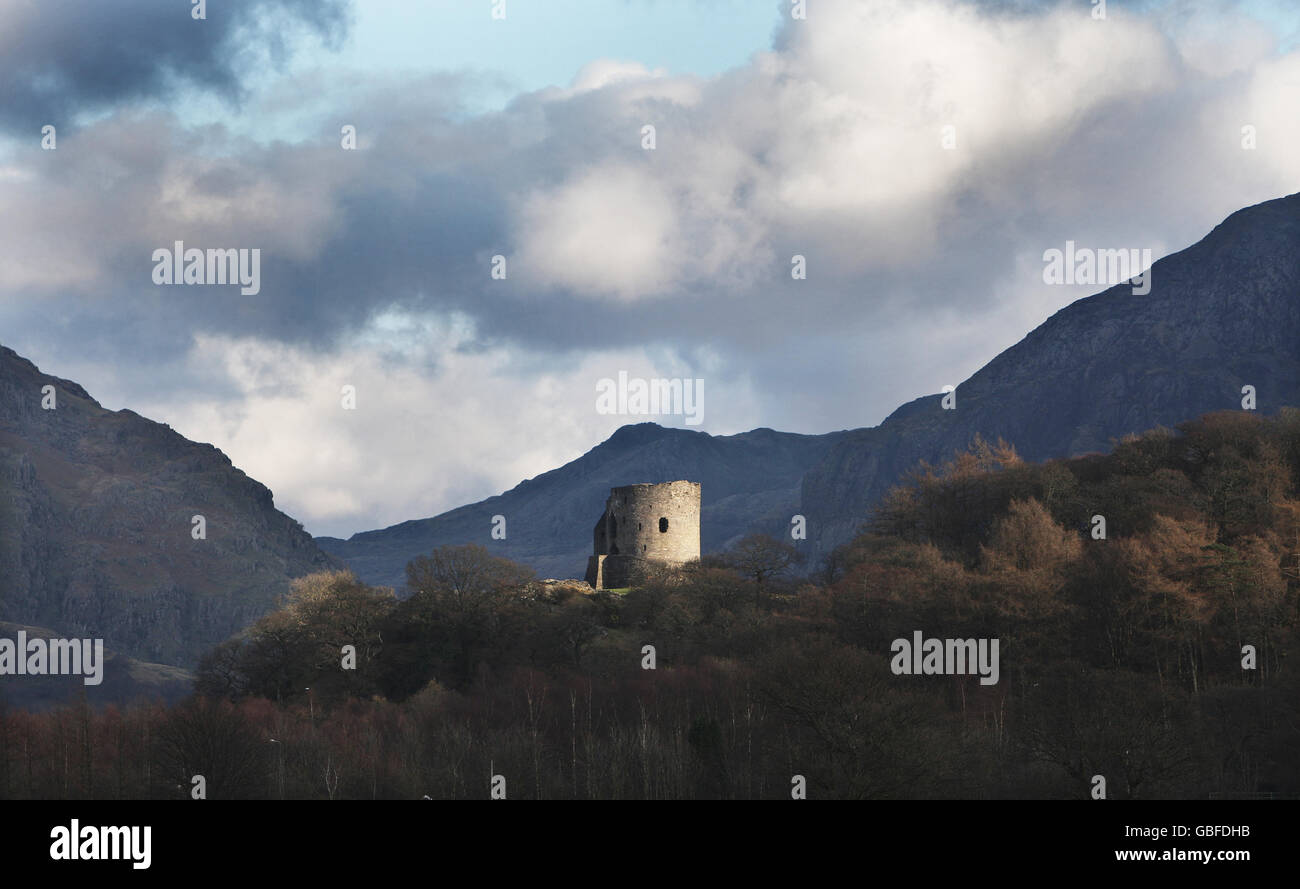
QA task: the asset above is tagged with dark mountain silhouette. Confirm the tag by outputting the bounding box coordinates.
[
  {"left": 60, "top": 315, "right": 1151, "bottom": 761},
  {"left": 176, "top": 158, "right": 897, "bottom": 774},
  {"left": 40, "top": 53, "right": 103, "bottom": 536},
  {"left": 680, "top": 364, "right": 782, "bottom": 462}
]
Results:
[
  {"left": 317, "top": 423, "right": 847, "bottom": 588},
  {"left": 0, "top": 345, "right": 340, "bottom": 668},
  {"left": 801, "top": 191, "right": 1300, "bottom": 563},
  {"left": 325, "top": 192, "right": 1300, "bottom": 583},
  {"left": 6, "top": 191, "right": 1297, "bottom": 669}
]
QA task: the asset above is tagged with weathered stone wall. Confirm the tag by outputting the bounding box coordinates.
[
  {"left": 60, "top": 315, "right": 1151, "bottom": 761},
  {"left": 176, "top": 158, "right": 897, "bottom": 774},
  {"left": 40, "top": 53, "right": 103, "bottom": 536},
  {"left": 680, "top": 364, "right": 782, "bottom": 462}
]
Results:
[
  {"left": 584, "top": 554, "right": 645, "bottom": 589},
  {"left": 584, "top": 481, "right": 700, "bottom": 588},
  {"left": 600, "top": 481, "right": 700, "bottom": 563}
]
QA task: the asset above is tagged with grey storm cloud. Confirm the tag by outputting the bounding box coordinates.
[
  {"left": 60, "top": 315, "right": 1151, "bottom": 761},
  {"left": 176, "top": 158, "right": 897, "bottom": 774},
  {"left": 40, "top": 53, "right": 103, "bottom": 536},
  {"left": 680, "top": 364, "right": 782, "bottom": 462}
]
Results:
[
  {"left": 0, "top": 0, "right": 348, "bottom": 133},
  {"left": 3, "top": 0, "right": 1298, "bottom": 450},
  {"left": 2, "top": 0, "right": 1297, "bottom": 538}
]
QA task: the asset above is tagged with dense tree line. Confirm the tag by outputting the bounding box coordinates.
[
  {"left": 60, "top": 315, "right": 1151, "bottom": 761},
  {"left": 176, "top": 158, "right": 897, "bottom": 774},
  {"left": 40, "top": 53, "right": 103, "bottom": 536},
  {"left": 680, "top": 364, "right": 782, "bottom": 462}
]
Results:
[{"left": 1, "top": 410, "right": 1297, "bottom": 799}]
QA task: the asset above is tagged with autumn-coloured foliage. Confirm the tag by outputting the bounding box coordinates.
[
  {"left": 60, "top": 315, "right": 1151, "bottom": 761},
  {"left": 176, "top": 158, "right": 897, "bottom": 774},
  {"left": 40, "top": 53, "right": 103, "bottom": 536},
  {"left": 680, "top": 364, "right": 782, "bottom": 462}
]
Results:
[{"left": 3, "top": 412, "right": 1298, "bottom": 799}]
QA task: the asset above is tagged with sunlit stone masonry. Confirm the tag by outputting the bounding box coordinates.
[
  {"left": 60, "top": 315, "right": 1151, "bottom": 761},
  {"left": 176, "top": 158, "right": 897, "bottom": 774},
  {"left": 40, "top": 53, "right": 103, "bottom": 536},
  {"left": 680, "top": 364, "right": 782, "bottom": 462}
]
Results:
[{"left": 584, "top": 481, "right": 701, "bottom": 589}]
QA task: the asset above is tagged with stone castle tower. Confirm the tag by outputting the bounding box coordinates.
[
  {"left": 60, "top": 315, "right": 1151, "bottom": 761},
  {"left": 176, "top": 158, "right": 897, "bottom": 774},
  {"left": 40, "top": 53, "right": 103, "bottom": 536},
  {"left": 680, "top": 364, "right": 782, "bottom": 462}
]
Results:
[{"left": 584, "top": 481, "right": 701, "bottom": 589}]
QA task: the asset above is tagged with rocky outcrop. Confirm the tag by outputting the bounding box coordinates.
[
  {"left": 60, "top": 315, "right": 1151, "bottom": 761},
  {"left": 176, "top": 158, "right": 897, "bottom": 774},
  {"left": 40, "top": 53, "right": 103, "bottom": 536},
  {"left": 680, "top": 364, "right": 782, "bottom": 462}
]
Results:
[{"left": 0, "top": 346, "right": 340, "bottom": 667}]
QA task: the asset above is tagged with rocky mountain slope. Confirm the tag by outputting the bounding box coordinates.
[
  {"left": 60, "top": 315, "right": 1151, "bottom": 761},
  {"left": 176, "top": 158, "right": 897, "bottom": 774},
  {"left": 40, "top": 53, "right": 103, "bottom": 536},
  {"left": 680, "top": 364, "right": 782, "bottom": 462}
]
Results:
[
  {"left": 0, "top": 621, "right": 193, "bottom": 711},
  {"left": 801, "top": 191, "right": 1300, "bottom": 562},
  {"left": 317, "top": 423, "right": 847, "bottom": 588},
  {"left": 11, "top": 191, "right": 1292, "bottom": 653},
  {"left": 326, "top": 193, "right": 1300, "bottom": 584},
  {"left": 0, "top": 346, "right": 340, "bottom": 667}
]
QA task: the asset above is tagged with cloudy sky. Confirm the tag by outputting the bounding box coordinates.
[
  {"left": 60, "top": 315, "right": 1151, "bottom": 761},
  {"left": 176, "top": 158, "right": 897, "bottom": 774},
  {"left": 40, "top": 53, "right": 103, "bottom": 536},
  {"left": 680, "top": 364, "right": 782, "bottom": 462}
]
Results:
[{"left": 2, "top": 0, "right": 1298, "bottom": 538}]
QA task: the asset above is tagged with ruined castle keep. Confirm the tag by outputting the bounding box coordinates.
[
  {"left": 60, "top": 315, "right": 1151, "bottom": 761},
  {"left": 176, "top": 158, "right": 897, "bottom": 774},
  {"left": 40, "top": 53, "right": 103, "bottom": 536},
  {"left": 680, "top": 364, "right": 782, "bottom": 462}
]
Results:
[{"left": 585, "top": 481, "right": 701, "bottom": 589}]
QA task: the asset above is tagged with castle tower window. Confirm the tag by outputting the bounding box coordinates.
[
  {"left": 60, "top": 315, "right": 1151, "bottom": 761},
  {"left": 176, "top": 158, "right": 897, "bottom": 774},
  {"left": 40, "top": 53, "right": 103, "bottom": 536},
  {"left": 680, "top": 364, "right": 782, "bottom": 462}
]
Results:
[{"left": 659, "top": 517, "right": 668, "bottom": 533}]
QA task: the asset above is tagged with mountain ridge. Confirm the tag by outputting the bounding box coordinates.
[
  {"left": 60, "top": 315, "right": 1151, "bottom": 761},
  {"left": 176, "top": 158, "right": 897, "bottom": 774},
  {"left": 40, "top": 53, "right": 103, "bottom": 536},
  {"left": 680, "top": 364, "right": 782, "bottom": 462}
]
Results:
[
  {"left": 7, "top": 190, "right": 1297, "bottom": 662},
  {"left": 800, "top": 190, "right": 1300, "bottom": 561},
  {"left": 317, "top": 422, "right": 849, "bottom": 588},
  {"left": 324, "top": 191, "right": 1300, "bottom": 582},
  {"left": 0, "top": 345, "right": 342, "bottom": 667}
]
